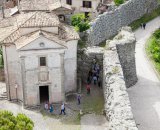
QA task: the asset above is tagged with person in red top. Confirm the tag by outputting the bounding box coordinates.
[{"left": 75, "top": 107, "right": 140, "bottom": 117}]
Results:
[{"left": 86, "top": 83, "right": 90, "bottom": 94}]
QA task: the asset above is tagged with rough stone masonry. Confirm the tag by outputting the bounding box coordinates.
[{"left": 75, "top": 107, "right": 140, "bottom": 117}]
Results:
[
  {"left": 87, "top": 0, "right": 159, "bottom": 45},
  {"left": 103, "top": 27, "right": 138, "bottom": 130}
]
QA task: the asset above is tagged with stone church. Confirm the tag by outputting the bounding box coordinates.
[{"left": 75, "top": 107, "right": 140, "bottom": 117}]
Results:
[{"left": 0, "top": 11, "right": 79, "bottom": 106}]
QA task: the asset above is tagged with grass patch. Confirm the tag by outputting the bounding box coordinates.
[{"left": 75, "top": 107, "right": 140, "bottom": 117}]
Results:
[
  {"left": 81, "top": 87, "right": 104, "bottom": 114},
  {"left": 82, "top": 95, "right": 104, "bottom": 114},
  {"left": 146, "top": 29, "right": 160, "bottom": 74},
  {"left": 130, "top": 6, "right": 160, "bottom": 30}
]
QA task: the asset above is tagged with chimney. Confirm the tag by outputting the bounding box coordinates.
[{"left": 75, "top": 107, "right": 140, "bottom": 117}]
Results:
[{"left": 1, "top": 6, "right": 5, "bottom": 18}]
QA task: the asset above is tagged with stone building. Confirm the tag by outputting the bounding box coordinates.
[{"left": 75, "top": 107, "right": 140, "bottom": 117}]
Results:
[
  {"left": 19, "top": 0, "right": 104, "bottom": 19},
  {"left": 0, "top": 11, "right": 79, "bottom": 106}
]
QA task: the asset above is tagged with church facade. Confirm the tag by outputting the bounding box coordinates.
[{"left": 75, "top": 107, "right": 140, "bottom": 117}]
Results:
[{"left": 0, "top": 12, "right": 79, "bottom": 106}]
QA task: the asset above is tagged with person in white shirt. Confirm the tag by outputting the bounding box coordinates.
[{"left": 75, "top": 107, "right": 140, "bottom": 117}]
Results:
[
  {"left": 44, "top": 102, "right": 49, "bottom": 110},
  {"left": 60, "top": 103, "right": 66, "bottom": 115}
]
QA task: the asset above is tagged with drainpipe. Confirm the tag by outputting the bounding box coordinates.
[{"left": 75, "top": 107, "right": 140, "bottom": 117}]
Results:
[
  {"left": 20, "top": 56, "right": 26, "bottom": 106},
  {"left": 1, "top": 6, "right": 5, "bottom": 18},
  {"left": 4, "top": 45, "right": 11, "bottom": 100}
]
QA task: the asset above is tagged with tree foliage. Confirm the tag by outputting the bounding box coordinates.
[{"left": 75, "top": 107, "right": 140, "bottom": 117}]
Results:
[
  {"left": 71, "top": 13, "right": 90, "bottom": 32},
  {"left": 114, "top": 0, "right": 124, "bottom": 6},
  {"left": 0, "top": 110, "right": 34, "bottom": 130}
]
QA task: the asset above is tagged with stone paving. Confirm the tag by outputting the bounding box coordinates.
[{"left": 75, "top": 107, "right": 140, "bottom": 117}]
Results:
[{"left": 127, "top": 16, "right": 160, "bottom": 130}]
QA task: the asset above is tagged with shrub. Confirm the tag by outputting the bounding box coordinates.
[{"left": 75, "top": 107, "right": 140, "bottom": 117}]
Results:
[
  {"left": 114, "top": 0, "right": 124, "bottom": 6},
  {"left": 153, "top": 29, "right": 160, "bottom": 39},
  {"left": 71, "top": 13, "right": 90, "bottom": 32},
  {"left": 146, "top": 29, "right": 160, "bottom": 72},
  {"left": 0, "top": 110, "right": 34, "bottom": 130}
]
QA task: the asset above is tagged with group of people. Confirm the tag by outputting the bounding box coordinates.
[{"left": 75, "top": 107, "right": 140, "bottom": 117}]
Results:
[
  {"left": 141, "top": 23, "right": 146, "bottom": 29},
  {"left": 86, "top": 60, "right": 102, "bottom": 94},
  {"left": 44, "top": 102, "right": 66, "bottom": 115}
]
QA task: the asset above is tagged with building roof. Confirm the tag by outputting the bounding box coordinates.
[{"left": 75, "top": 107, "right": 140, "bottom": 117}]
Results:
[
  {"left": 49, "top": 1, "right": 72, "bottom": 11},
  {"left": 19, "top": 0, "right": 58, "bottom": 11},
  {"left": 20, "top": 12, "right": 60, "bottom": 28},
  {"left": 0, "top": 11, "right": 79, "bottom": 45},
  {"left": 15, "top": 30, "right": 67, "bottom": 49}
]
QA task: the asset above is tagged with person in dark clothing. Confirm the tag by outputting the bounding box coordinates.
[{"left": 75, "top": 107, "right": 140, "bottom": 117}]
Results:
[
  {"left": 98, "top": 79, "right": 101, "bottom": 88},
  {"left": 77, "top": 94, "right": 81, "bottom": 105},
  {"left": 143, "top": 23, "right": 146, "bottom": 29}
]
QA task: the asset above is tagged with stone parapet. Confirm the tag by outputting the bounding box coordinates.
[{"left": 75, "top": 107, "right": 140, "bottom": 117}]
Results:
[{"left": 103, "top": 27, "right": 138, "bottom": 129}]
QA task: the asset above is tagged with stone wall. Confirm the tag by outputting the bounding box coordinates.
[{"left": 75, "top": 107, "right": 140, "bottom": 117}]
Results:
[
  {"left": 87, "top": 0, "right": 159, "bottom": 45},
  {"left": 115, "top": 27, "right": 137, "bottom": 88},
  {"left": 103, "top": 27, "right": 138, "bottom": 129}
]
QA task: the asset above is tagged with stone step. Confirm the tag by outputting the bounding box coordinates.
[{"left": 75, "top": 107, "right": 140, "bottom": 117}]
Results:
[
  {"left": 0, "top": 97, "right": 7, "bottom": 100},
  {"left": 0, "top": 95, "right": 7, "bottom": 98},
  {"left": 1, "top": 93, "right": 7, "bottom": 96}
]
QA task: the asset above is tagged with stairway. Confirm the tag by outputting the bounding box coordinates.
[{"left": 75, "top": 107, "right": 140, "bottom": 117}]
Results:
[{"left": 0, "top": 91, "right": 7, "bottom": 100}]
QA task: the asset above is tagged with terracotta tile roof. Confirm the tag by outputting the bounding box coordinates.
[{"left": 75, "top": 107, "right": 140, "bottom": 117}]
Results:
[
  {"left": 15, "top": 30, "right": 67, "bottom": 49},
  {"left": 49, "top": 1, "right": 72, "bottom": 11},
  {"left": 19, "top": 0, "right": 57, "bottom": 11},
  {"left": 20, "top": 12, "right": 60, "bottom": 27},
  {"left": 59, "top": 23, "right": 80, "bottom": 41},
  {"left": 0, "top": 26, "right": 17, "bottom": 43},
  {"left": 0, "top": 12, "right": 79, "bottom": 45}
]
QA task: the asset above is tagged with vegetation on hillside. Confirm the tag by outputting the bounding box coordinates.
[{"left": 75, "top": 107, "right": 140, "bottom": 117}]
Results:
[
  {"left": 130, "top": 7, "right": 160, "bottom": 30},
  {"left": 114, "top": 0, "right": 124, "bottom": 6},
  {"left": 71, "top": 13, "right": 90, "bottom": 32},
  {"left": 0, "top": 110, "right": 34, "bottom": 130},
  {"left": 146, "top": 29, "right": 160, "bottom": 72}
]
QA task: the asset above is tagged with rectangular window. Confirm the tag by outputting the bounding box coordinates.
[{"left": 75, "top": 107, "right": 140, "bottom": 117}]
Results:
[
  {"left": 66, "top": 0, "right": 72, "bottom": 5},
  {"left": 83, "top": 1, "right": 92, "bottom": 8},
  {"left": 40, "top": 57, "right": 46, "bottom": 66}
]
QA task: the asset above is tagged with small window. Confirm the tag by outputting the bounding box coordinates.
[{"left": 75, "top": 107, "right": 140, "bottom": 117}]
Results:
[
  {"left": 40, "top": 57, "right": 46, "bottom": 66},
  {"left": 66, "top": 0, "right": 72, "bottom": 5},
  {"left": 83, "top": 1, "right": 92, "bottom": 8}
]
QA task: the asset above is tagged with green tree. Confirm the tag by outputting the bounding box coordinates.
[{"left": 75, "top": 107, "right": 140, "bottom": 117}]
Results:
[
  {"left": 0, "top": 110, "right": 34, "bottom": 130},
  {"left": 114, "top": 0, "right": 124, "bottom": 6},
  {"left": 71, "top": 13, "right": 90, "bottom": 32}
]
